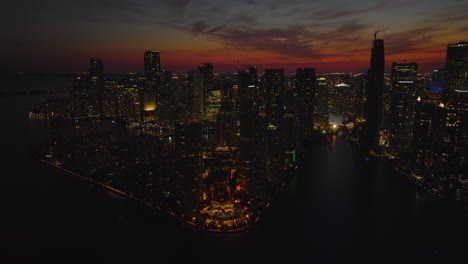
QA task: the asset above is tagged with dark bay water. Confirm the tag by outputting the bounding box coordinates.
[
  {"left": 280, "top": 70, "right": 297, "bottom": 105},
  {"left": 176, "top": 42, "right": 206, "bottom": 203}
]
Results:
[{"left": 2, "top": 92, "right": 468, "bottom": 263}]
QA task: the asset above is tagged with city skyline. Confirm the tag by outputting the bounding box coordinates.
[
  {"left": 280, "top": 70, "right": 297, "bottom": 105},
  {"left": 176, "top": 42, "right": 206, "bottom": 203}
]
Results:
[
  {"left": 3, "top": 11, "right": 468, "bottom": 258},
  {"left": 3, "top": 0, "right": 468, "bottom": 74}
]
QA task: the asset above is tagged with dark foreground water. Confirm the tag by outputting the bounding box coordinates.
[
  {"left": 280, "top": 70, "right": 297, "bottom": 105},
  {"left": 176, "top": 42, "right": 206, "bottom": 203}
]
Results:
[{"left": 2, "top": 94, "right": 468, "bottom": 263}]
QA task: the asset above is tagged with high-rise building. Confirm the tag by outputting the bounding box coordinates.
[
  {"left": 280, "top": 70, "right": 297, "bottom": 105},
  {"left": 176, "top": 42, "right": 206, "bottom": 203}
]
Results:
[
  {"left": 432, "top": 91, "right": 468, "bottom": 199},
  {"left": 430, "top": 43, "right": 468, "bottom": 199},
  {"left": 88, "top": 58, "right": 105, "bottom": 116},
  {"left": 187, "top": 69, "right": 204, "bottom": 115},
  {"left": 445, "top": 42, "right": 468, "bottom": 95},
  {"left": 159, "top": 70, "right": 172, "bottom": 103},
  {"left": 144, "top": 50, "right": 160, "bottom": 94},
  {"left": 199, "top": 63, "right": 214, "bottom": 114},
  {"left": 314, "top": 76, "right": 329, "bottom": 129},
  {"left": 199, "top": 63, "right": 213, "bottom": 91},
  {"left": 361, "top": 34, "right": 385, "bottom": 154},
  {"left": 216, "top": 111, "right": 237, "bottom": 147},
  {"left": 262, "top": 69, "right": 285, "bottom": 189},
  {"left": 89, "top": 58, "right": 104, "bottom": 78},
  {"left": 237, "top": 66, "right": 266, "bottom": 205},
  {"left": 412, "top": 93, "right": 440, "bottom": 179},
  {"left": 430, "top": 69, "right": 445, "bottom": 94},
  {"left": 296, "top": 68, "right": 315, "bottom": 137},
  {"left": 141, "top": 51, "right": 160, "bottom": 121},
  {"left": 174, "top": 122, "right": 204, "bottom": 216},
  {"left": 389, "top": 62, "right": 418, "bottom": 160}
]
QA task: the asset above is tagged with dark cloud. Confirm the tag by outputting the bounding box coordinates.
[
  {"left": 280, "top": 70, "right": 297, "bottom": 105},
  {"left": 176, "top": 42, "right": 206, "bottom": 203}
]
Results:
[
  {"left": 319, "top": 21, "right": 369, "bottom": 42},
  {"left": 160, "top": 0, "right": 191, "bottom": 13},
  {"left": 384, "top": 27, "right": 437, "bottom": 55},
  {"left": 98, "top": 0, "right": 147, "bottom": 16},
  {"left": 268, "top": 3, "right": 280, "bottom": 10},
  {"left": 416, "top": 1, "right": 468, "bottom": 25},
  {"left": 231, "top": 15, "right": 257, "bottom": 25},
  {"left": 242, "top": 0, "right": 257, "bottom": 5},
  {"left": 206, "top": 6, "right": 228, "bottom": 14},
  {"left": 192, "top": 21, "right": 208, "bottom": 35},
  {"left": 196, "top": 24, "right": 323, "bottom": 59},
  {"left": 309, "top": 1, "right": 394, "bottom": 21}
]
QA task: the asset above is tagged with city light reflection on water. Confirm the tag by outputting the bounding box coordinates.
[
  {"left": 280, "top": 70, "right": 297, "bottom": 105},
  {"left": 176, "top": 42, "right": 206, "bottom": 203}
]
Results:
[{"left": 2, "top": 92, "right": 468, "bottom": 262}]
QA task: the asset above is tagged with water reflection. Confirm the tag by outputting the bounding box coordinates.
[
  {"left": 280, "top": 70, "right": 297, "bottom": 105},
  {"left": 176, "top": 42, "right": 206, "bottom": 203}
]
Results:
[{"left": 2, "top": 94, "right": 468, "bottom": 261}]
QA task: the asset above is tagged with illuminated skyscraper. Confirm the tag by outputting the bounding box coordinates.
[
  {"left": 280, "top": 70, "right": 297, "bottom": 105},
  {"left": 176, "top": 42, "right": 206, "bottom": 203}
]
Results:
[
  {"left": 187, "top": 69, "right": 204, "bottom": 114},
  {"left": 199, "top": 63, "right": 213, "bottom": 92},
  {"left": 174, "top": 122, "right": 204, "bottom": 216},
  {"left": 199, "top": 63, "right": 214, "bottom": 115},
  {"left": 88, "top": 58, "right": 105, "bottom": 116},
  {"left": 237, "top": 66, "right": 266, "bottom": 204},
  {"left": 389, "top": 62, "right": 418, "bottom": 159},
  {"left": 445, "top": 42, "right": 468, "bottom": 94},
  {"left": 431, "top": 42, "right": 468, "bottom": 199},
  {"left": 412, "top": 93, "right": 440, "bottom": 179},
  {"left": 432, "top": 91, "right": 468, "bottom": 199},
  {"left": 89, "top": 58, "right": 103, "bottom": 78},
  {"left": 296, "top": 68, "right": 315, "bottom": 137},
  {"left": 144, "top": 50, "right": 160, "bottom": 94},
  {"left": 430, "top": 69, "right": 445, "bottom": 94},
  {"left": 361, "top": 34, "right": 385, "bottom": 154},
  {"left": 313, "top": 76, "right": 329, "bottom": 129},
  {"left": 263, "top": 69, "right": 285, "bottom": 188}
]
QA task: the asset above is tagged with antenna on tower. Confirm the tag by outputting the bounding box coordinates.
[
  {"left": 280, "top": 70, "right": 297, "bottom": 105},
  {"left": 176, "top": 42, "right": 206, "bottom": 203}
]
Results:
[{"left": 374, "top": 30, "right": 380, "bottom": 40}]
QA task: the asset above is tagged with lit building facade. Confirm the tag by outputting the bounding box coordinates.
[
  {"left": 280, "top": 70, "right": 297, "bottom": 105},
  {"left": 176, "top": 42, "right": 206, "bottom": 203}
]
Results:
[
  {"left": 389, "top": 62, "right": 418, "bottom": 160},
  {"left": 296, "top": 68, "right": 315, "bottom": 137},
  {"left": 445, "top": 42, "right": 468, "bottom": 94}
]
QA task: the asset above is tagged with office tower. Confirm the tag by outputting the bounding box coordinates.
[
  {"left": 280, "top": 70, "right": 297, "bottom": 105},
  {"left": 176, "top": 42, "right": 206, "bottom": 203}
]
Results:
[
  {"left": 160, "top": 70, "right": 172, "bottom": 103},
  {"left": 445, "top": 42, "right": 468, "bottom": 94},
  {"left": 144, "top": 50, "right": 160, "bottom": 92},
  {"left": 237, "top": 66, "right": 266, "bottom": 205},
  {"left": 89, "top": 58, "right": 104, "bottom": 78},
  {"left": 198, "top": 63, "right": 214, "bottom": 115},
  {"left": 174, "top": 122, "right": 204, "bottom": 216},
  {"left": 432, "top": 91, "right": 468, "bottom": 199},
  {"left": 281, "top": 86, "right": 303, "bottom": 175},
  {"left": 70, "top": 75, "right": 90, "bottom": 117},
  {"left": 329, "top": 82, "right": 350, "bottom": 126},
  {"left": 263, "top": 69, "right": 285, "bottom": 189},
  {"left": 205, "top": 90, "right": 222, "bottom": 122},
  {"left": 389, "top": 62, "right": 418, "bottom": 160},
  {"left": 216, "top": 111, "right": 237, "bottom": 147},
  {"left": 412, "top": 93, "right": 440, "bottom": 179},
  {"left": 263, "top": 69, "right": 285, "bottom": 126},
  {"left": 199, "top": 63, "right": 214, "bottom": 92},
  {"left": 344, "top": 75, "right": 362, "bottom": 123},
  {"left": 169, "top": 74, "right": 185, "bottom": 107},
  {"left": 361, "top": 34, "right": 385, "bottom": 154},
  {"left": 102, "top": 79, "right": 119, "bottom": 117},
  {"left": 296, "top": 68, "right": 315, "bottom": 137},
  {"left": 263, "top": 69, "right": 285, "bottom": 99},
  {"left": 238, "top": 66, "right": 258, "bottom": 99},
  {"left": 141, "top": 51, "right": 160, "bottom": 121},
  {"left": 187, "top": 69, "right": 204, "bottom": 115},
  {"left": 313, "top": 76, "right": 329, "bottom": 129},
  {"left": 430, "top": 69, "right": 445, "bottom": 94},
  {"left": 431, "top": 43, "right": 468, "bottom": 199},
  {"left": 88, "top": 58, "right": 105, "bottom": 116}
]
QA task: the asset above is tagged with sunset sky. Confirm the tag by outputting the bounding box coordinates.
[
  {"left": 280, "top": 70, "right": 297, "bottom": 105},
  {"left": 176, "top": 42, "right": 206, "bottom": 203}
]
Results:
[{"left": 3, "top": 0, "right": 468, "bottom": 73}]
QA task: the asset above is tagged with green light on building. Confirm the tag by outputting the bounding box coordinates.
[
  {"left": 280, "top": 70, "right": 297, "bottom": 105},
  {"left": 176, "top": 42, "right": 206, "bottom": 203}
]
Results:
[{"left": 292, "top": 149, "right": 296, "bottom": 163}]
